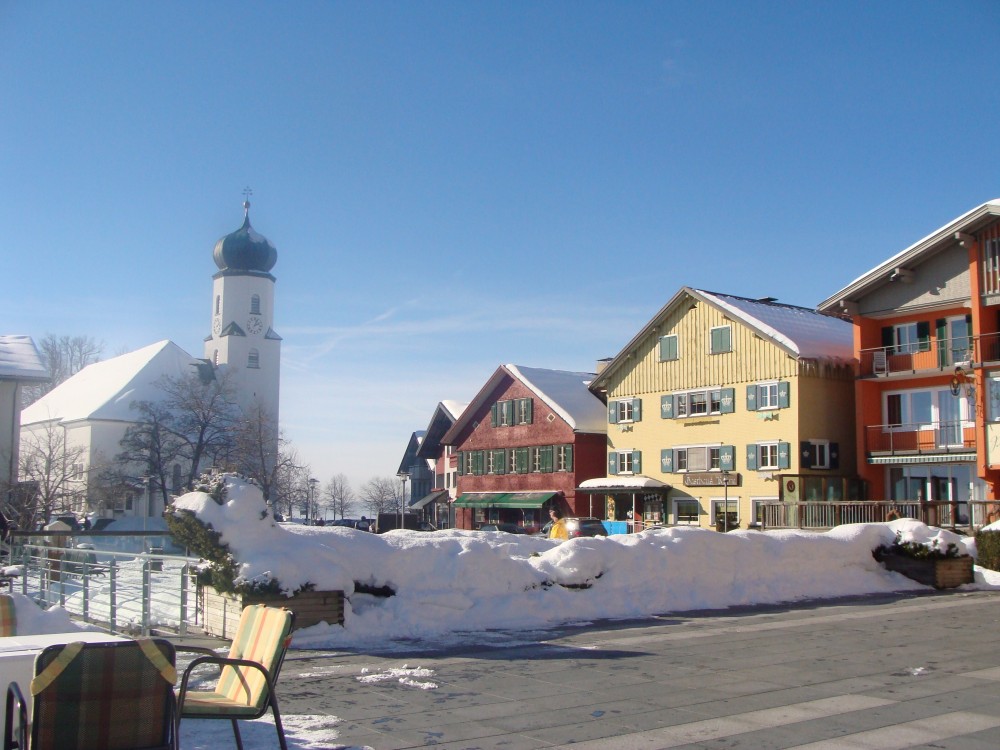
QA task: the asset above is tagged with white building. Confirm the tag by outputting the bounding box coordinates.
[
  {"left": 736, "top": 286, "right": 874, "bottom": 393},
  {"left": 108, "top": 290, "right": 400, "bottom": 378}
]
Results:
[
  {"left": 20, "top": 202, "right": 282, "bottom": 518},
  {"left": 0, "top": 336, "right": 48, "bottom": 497}
]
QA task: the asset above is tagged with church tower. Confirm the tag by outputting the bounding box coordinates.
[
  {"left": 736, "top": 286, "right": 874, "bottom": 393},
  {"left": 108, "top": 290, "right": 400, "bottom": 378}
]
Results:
[{"left": 204, "top": 197, "right": 281, "bottom": 462}]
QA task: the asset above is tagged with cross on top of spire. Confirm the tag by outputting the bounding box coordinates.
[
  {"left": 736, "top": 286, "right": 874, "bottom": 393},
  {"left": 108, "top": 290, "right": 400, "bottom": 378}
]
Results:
[{"left": 242, "top": 186, "right": 253, "bottom": 216}]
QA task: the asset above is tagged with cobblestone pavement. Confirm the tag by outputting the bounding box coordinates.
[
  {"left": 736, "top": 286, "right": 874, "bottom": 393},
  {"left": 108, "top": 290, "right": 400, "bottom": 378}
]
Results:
[{"left": 274, "top": 590, "right": 1000, "bottom": 749}]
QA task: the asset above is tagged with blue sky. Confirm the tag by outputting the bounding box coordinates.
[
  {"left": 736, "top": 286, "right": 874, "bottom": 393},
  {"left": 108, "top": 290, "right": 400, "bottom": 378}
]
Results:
[{"left": 3, "top": 1, "right": 1000, "bottom": 493}]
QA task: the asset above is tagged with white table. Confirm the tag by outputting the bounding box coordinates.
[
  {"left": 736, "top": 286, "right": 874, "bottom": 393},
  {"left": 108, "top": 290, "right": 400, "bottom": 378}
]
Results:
[{"left": 0, "top": 631, "right": 127, "bottom": 715}]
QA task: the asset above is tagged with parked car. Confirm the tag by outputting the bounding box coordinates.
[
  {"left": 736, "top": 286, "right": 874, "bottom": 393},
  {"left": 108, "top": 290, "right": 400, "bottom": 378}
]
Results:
[
  {"left": 329, "top": 518, "right": 373, "bottom": 532},
  {"left": 536, "top": 517, "right": 608, "bottom": 538},
  {"left": 480, "top": 523, "right": 525, "bottom": 534},
  {"left": 374, "top": 513, "right": 437, "bottom": 533}
]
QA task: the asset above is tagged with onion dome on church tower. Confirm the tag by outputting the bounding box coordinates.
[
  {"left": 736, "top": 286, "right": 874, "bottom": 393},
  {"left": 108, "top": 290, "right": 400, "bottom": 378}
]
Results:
[{"left": 213, "top": 200, "right": 278, "bottom": 273}]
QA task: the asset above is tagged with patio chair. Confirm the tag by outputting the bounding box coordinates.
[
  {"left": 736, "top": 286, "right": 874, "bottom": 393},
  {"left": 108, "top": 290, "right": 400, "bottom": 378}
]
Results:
[
  {"left": 3, "top": 638, "right": 178, "bottom": 750},
  {"left": 0, "top": 596, "right": 15, "bottom": 637},
  {"left": 177, "top": 604, "right": 295, "bottom": 750}
]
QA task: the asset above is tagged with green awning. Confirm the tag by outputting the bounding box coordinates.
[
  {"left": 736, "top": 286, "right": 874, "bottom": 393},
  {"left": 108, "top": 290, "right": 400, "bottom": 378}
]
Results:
[{"left": 453, "top": 492, "right": 556, "bottom": 508}]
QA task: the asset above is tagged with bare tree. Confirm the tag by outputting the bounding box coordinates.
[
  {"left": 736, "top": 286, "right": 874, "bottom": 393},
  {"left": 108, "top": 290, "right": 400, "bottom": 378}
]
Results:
[
  {"left": 270, "top": 451, "right": 309, "bottom": 520},
  {"left": 323, "top": 474, "right": 356, "bottom": 520},
  {"left": 116, "top": 400, "right": 185, "bottom": 509},
  {"left": 22, "top": 334, "right": 103, "bottom": 406},
  {"left": 359, "top": 476, "right": 401, "bottom": 517},
  {"left": 230, "top": 400, "right": 286, "bottom": 502},
  {"left": 16, "top": 421, "right": 88, "bottom": 527}
]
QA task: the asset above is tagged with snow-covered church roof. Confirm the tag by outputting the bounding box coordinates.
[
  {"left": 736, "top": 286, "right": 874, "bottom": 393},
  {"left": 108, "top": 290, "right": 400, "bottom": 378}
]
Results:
[
  {"left": 0, "top": 336, "right": 49, "bottom": 382},
  {"left": 21, "top": 340, "right": 200, "bottom": 426}
]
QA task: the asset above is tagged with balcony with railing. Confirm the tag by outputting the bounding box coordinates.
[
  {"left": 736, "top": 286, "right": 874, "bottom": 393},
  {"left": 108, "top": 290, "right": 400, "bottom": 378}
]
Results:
[
  {"left": 860, "top": 335, "right": 979, "bottom": 378},
  {"left": 865, "top": 421, "right": 976, "bottom": 457}
]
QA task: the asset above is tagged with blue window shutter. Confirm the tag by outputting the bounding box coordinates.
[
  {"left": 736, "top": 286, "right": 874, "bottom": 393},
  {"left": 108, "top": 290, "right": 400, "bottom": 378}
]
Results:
[
  {"left": 565, "top": 445, "right": 574, "bottom": 471},
  {"left": 490, "top": 404, "right": 498, "bottom": 427},
  {"left": 661, "top": 449, "right": 674, "bottom": 473},
  {"left": 632, "top": 399, "right": 642, "bottom": 422},
  {"left": 800, "top": 441, "right": 813, "bottom": 469},
  {"left": 609, "top": 403, "right": 619, "bottom": 424},
  {"left": 720, "top": 445, "right": 735, "bottom": 471},
  {"left": 778, "top": 382, "right": 790, "bottom": 409},
  {"left": 720, "top": 388, "right": 735, "bottom": 414},
  {"left": 746, "top": 385, "right": 758, "bottom": 411},
  {"left": 778, "top": 442, "right": 791, "bottom": 470},
  {"left": 830, "top": 442, "right": 840, "bottom": 470},
  {"left": 661, "top": 394, "right": 674, "bottom": 419},
  {"left": 632, "top": 451, "right": 642, "bottom": 474},
  {"left": 609, "top": 452, "right": 618, "bottom": 475},
  {"left": 746, "top": 444, "right": 758, "bottom": 471}
]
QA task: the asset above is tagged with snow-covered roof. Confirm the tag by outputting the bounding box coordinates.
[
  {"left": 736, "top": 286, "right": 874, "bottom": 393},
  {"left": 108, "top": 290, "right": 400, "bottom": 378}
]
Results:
[
  {"left": 440, "top": 400, "right": 467, "bottom": 421},
  {"left": 818, "top": 199, "right": 1000, "bottom": 311},
  {"left": 696, "top": 290, "right": 854, "bottom": 359},
  {"left": 507, "top": 365, "right": 607, "bottom": 433},
  {"left": 21, "top": 340, "right": 199, "bottom": 426},
  {"left": 0, "top": 336, "right": 49, "bottom": 382}
]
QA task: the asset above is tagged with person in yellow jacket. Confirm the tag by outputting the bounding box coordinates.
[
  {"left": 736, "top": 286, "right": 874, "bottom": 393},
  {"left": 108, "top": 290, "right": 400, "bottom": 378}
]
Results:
[{"left": 548, "top": 507, "right": 568, "bottom": 540}]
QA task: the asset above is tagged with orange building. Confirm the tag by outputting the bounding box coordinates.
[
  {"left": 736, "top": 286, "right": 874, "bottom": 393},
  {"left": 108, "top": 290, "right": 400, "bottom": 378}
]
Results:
[{"left": 819, "top": 200, "right": 1000, "bottom": 525}]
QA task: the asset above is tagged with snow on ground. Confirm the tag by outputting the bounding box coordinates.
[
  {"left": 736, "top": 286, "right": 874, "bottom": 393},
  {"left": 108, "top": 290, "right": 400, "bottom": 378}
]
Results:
[{"left": 171, "top": 476, "right": 1000, "bottom": 651}]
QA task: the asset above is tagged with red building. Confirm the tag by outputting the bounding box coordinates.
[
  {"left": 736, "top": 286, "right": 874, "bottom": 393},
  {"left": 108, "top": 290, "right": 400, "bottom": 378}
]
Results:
[{"left": 442, "top": 364, "right": 608, "bottom": 531}]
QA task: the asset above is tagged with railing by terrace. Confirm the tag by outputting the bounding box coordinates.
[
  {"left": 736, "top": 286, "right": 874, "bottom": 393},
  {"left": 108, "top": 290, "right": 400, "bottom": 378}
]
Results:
[
  {"left": 6, "top": 530, "right": 201, "bottom": 637},
  {"left": 860, "top": 336, "right": 977, "bottom": 377},
  {"left": 865, "top": 421, "right": 976, "bottom": 456},
  {"left": 759, "top": 500, "right": 993, "bottom": 534}
]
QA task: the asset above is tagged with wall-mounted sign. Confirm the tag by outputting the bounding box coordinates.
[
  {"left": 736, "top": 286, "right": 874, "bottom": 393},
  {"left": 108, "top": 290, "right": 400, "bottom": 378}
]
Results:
[{"left": 683, "top": 473, "right": 741, "bottom": 487}]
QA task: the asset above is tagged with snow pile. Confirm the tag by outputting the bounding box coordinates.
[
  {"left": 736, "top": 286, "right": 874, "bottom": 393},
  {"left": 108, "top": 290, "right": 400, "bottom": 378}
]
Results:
[
  {"left": 3, "top": 592, "right": 95, "bottom": 635},
  {"left": 167, "top": 476, "right": 993, "bottom": 651}
]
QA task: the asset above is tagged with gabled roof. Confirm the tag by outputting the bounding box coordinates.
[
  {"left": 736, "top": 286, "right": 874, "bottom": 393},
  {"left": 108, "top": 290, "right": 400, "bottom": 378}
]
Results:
[
  {"left": 818, "top": 199, "right": 1000, "bottom": 312},
  {"left": 442, "top": 364, "right": 606, "bottom": 445},
  {"left": 397, "top": 430, "right": 427, "bottom": 475},
  {"left": 21, "top": 340, "right": 199, "bottom": 426},
  {"left": 415, "top": 400, "right": 469, "bottom": 459},
  {"left": 0, "top": 336, "right": 49, "bottom": 382},
  {"left": 592, "top": 287, "right": 854, "bottom": 389}
]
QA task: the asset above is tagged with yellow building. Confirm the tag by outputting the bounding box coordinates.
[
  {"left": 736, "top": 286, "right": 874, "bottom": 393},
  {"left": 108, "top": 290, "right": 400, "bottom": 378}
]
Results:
[{"left": 587, "top": 288, "right": 858, "bottom": 530}]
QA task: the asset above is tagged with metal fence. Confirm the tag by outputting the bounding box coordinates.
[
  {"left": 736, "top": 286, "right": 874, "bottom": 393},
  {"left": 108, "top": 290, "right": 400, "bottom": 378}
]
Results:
[
  {"left": 6, "top": 531, "right": 201, "bottom": 637},
  {"left": 759, "top": 500, "right": 993, "bottom": 534}
]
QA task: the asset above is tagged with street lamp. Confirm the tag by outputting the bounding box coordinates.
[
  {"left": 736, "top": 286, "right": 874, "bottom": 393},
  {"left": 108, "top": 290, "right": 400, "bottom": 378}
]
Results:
[
  {"left": 308, "top": 478, "right": 318, "bottom": 525},
  {"left": 398, "top": 472, "right": 409, "bottom": 529}
]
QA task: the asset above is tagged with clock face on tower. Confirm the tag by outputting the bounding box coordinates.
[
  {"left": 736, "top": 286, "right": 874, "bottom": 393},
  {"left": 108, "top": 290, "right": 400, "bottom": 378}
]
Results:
[
  {"left": 247, "top": 316, "right": 264, "bottom": 335},
  {"left": 212, "top": 316, "right": 222, "bottom": 334}
]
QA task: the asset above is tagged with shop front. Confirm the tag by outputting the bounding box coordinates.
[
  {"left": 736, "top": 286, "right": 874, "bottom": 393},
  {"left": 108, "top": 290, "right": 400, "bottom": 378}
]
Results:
[
  {"left": 575, "top": 477, "right": 670, "bottom": 532},
  {"left": 453, "top": 491, "right": 560, "bottom": 533}
]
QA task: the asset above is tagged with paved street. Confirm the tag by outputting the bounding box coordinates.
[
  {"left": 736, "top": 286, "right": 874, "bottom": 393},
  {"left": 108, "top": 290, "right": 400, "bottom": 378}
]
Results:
[{"left": 276, "top": 590, "right": 1000, "bottom": 749}]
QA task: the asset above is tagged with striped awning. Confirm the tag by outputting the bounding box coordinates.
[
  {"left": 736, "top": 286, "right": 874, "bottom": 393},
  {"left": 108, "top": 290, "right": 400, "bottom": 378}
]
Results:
[{"left": 868, "top": 453, "right": 976, "bottom": 465}]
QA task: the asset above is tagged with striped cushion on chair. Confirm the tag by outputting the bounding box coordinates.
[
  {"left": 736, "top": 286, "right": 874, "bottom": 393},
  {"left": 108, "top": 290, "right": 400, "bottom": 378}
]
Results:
[
  {"left": 181, "top": 604, "right": 292, "bottom": 716},
  {"left": 0, "top": 594, "right": 16, "bottom": 636}
]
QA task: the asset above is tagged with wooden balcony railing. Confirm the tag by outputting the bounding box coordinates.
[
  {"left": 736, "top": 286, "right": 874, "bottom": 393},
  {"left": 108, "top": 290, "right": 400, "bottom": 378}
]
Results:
[
  {"left": 865, "top": 422, "right": 976, "bottom": 455},
  {"left": 759, "top": 500, "right": 995, "bottom": 534}
]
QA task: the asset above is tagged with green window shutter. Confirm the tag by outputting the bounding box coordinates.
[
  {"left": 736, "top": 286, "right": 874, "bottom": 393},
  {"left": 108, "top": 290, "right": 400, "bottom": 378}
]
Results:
[
  {"left": 457, "top": 451, "right": 465, "bottom": 476},
  {"left": 746, "top": 444, "right": 758, "bottom": 471},
  {"left": 608, "top": 452, "right": 619, "bottom": 475},
  {"left": 661, "top": 394, "right": 674, "bottom": 419},
  {"left": 936, "top": 318, "right": 948, "bottom": 368},
  {"left": 541, "top": 445, "right": 553, "bottom": 473},
  {"left": 720, "top": 445, "right": 735, "bottom": 471},
  {"left": 503, "top": 400, "right": 513, "bottom": 425},
  {"left": 565, "top": 444, "right": 574, "bottom": 471},
  {"left": 525, "top": 398, "right": 533, "bottom": 425},
  {"left": 632, "top": 451, "right": 642, "bottom": 474},
  {"left": 659, "top": 335, "right": 677, "bottom": 361},
  {"left": 778, "top": 442, "right": 791, "bottom": 470},
  {"left": 720, "top": 388, "right": 735, "bottom": 414},
  {"left": 661, "top": 449, "right": 674, "bottom": 473},
  {"left": 490, "top": 403, "right": 498, "bottom": 427},
  {"left": 515, "top": 447, "right": 528, "bottom": 474},
  {"left": 917, "top": 321, "right": 931, "bottom": 351},
  {"left": 494, "top": 449, "right": 507, "bottom": 475},
  {"left": 609, "top": 402, "right": 619, "bottom": 424},
  {"left": 778, "top": 381, "right": 790, "bottom": 409},
  {"left": 830, "top": 442, "right": 840, "bottom": 470},
  {"left": 632, "top": 399, "right": 642, "bottom": 422},
  {"left": 746, "top": 385, "right": 758, "bottom": 412}
]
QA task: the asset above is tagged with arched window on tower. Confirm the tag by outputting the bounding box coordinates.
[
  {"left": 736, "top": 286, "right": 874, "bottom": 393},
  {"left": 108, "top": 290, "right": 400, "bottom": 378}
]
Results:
[
  {"left": 215, "top": 295, "right": 221, "bottom": 315},
  {"left": 248, "top": 348, "right": 260, "bottom": 369},
  {"left": 250, "top": 294, "right": 261, "bottom": 315},
  {"left": 213, "top": 350, "right": 219, "bottom": 366}
]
